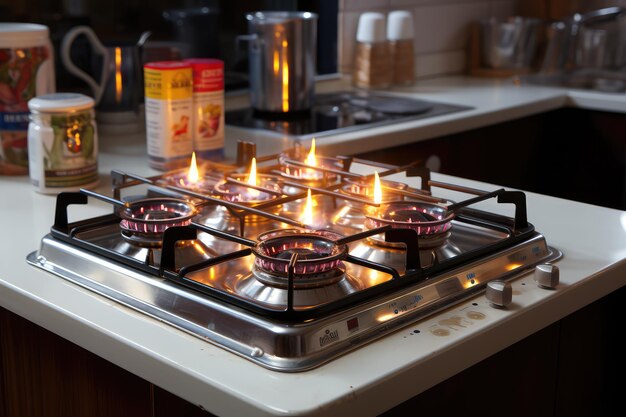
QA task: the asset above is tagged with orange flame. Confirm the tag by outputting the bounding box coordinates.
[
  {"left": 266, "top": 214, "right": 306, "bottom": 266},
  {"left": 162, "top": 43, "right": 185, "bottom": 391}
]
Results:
[
  {"left": 301, "top": 189, "right": 314, "bottom": 226},
  {"left": 247, "top": 157, "right": 260, "bottom": 197},
  {"left": 114, "top": 47, "right": 122, "bottom": 103},
  {"left": 373, "top": 171, "right": 383, "bottom": 204},
  {"left": 305, "top": 138, "right": 317, "bottom": 167},
  {"left": 186, "top": 152, "right": 199, "bottom": 184},
  {"left": 273, "top": 32, "right": 280, "bottom": 75},
  {"left": 281, "top": 39, "right": 289, "bottom": 112}
]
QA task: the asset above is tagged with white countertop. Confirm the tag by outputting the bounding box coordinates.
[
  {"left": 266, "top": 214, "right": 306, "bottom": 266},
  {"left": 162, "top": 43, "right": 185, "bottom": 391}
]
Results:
[
  {"left": 225, "top": 75, "right": 626, "bottom": 157},
  {"left": 1, "top": 77, "right": 626, "bottom": 416}
]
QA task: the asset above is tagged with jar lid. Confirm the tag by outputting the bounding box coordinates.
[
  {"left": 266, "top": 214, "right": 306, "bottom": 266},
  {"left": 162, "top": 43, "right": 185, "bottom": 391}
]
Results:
[
  {"left": 387, "top": 11, "right": 414, "bottom": 41},
  {"left": 356, "top": 12, "right": 386, "bottom": 43},
  {"left": 184, "top": 58, "right": 224, "bottom": 91},
  {"left": 0, "top": 23, "right": 49, "bottom": 48},
  {"left": 144, "top": 61, "right": 191, "bottom": 70},
  {"left": 28, "top": 93, "right": 95, "bottom": 113}
]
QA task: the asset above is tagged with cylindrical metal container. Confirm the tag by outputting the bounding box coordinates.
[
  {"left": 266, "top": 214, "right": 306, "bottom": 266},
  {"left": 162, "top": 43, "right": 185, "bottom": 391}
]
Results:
[
  {"left": 244, "top": 11, "right": 317, "bottom": 113},
  {"left": 27, "top": 93, "right": 99, "bottom": 194}
]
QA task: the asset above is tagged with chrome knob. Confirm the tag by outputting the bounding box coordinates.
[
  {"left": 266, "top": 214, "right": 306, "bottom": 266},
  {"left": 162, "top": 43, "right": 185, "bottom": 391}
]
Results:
[
  {"left": 534, "top": 264, "right": 559, "bottom": 289},
  {"left": 485, "top": 280, "right": 512, "bottom": 307}
]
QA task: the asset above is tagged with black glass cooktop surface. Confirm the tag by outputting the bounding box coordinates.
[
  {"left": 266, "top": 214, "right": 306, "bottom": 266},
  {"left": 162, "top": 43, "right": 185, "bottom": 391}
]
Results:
[{"left": 225, "top": 91, "right": 472, "bottom": 138}]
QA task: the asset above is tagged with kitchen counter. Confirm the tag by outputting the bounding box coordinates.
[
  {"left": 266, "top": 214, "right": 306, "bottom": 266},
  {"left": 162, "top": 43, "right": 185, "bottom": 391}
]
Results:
[
  {"left": 226, "top": 75, "right": 626, "bottom": 157},
  {"left": 1, "top": 77, "right": 626, "bottom": 416}
]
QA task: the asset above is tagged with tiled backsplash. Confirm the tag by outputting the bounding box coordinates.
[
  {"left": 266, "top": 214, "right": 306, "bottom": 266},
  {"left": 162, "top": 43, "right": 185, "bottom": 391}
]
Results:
[{"left": 339, "top": 0, "right": 520, "bottom": 77}]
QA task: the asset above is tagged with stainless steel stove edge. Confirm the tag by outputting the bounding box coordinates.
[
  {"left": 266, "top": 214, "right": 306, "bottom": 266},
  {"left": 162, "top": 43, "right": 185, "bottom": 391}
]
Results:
[{"left": 26, "top": 233, "right": 561, "bottom": 372}]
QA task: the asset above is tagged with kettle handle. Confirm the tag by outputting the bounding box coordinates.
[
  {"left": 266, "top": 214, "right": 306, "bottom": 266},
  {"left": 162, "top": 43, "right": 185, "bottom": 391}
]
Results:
[{"left": 61, "top": 26, "right": 109, "bottom": 104}]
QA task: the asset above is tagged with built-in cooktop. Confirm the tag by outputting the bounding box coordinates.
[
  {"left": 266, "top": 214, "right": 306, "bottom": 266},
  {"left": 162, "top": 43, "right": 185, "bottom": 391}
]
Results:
[{"left": 225, "top": 91, "right": 472, "bottom": 139}]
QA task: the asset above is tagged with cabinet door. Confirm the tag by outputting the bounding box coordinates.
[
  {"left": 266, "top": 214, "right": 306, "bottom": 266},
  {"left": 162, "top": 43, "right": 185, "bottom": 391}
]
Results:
[{"left": 0, "top": 307, "right": 213, "bottom": 417}]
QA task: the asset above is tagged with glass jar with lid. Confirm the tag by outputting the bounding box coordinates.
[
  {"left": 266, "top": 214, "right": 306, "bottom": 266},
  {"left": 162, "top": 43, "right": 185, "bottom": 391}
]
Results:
[{"left": 27, "top": 93, "right": 99, "bottom": 194}]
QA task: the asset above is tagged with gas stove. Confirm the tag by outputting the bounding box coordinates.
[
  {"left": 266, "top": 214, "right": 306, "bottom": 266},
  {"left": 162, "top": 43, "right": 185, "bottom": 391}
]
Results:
[{"left": 27, "top": 141, "right": 561, "bottom": 372}]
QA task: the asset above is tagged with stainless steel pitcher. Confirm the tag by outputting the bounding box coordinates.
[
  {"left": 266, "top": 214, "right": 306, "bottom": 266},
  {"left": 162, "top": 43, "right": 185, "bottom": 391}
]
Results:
[
  {"left": 61, "top": 26, "right": 150, "bottom": 125},
  {"left": 242, "top": 11, "right": 317, "bottom": 113}
]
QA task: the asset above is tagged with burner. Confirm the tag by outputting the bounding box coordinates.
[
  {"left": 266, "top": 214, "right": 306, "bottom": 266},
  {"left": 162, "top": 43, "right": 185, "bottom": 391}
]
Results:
[
  {"left": 251, "top": 229, "right": 348, "bottom": 287},
  {"left": 365, "top": 201, "right": 454, "bottom": 235},
  {"left": 119, "top": 198, "right": 198, "bottom": 247},
  {"left": 278, "top": 151, "right": 343, "bottom": 184},
  {"left": 163, "top": 167, "right": 220, "bottom": 192},
  {"left": 213, "top": 174, "right": 282, "bottom": 203},
  {"left": 340, "top": 177, "right": 409, "bottom": 201}
]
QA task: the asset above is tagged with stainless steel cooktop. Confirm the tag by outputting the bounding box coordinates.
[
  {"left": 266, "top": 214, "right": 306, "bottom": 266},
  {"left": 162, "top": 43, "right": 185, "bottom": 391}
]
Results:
[{"left": 27, "top": 143, "right": 560, "bottom": 371}]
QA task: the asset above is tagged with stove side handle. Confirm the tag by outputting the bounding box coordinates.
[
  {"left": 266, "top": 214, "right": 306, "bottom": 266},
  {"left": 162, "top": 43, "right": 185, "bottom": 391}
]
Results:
[
  {"left": 53, "top": 192, "right": 88, "bottom": 235},
  {"left": 497, "top": 191, "right": 529, "bottom": 230}
]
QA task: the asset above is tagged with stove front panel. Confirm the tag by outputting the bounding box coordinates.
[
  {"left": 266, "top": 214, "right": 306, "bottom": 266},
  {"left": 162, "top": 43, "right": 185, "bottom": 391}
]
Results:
[{"left": 28, "top": 230, "right": 560, "bottom": 371}]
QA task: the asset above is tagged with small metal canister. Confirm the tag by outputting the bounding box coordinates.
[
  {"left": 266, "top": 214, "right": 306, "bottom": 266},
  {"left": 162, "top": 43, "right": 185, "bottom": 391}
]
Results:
[{"left": 27, "top": 93, "right": 99, "bottom": 194}]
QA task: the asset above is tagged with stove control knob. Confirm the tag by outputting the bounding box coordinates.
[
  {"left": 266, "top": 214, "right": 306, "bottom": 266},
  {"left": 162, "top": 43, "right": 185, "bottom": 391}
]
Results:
[
  {"left": 485, "top": 280, "right": 512, "bottom": 308},
  {"left": 534, "top": 264, "right": 559, "bottom": 289}
]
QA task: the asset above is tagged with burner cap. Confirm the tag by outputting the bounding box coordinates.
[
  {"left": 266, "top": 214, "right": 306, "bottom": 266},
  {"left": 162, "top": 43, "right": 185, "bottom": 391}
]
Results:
[
  {"left": 213, "top": 173, "right": 282, "bottom": 203},
  {"left": 278, "top": 150, "right": 343, "bottom": 183},
  {"left": 365, "top": 200, "right": 454, "bottom": 235},
  {"left": 118, "top": 198, "right": 197, "bottom": 246},
  {"left": 252, "top": 229, "right": 348, "bottom": 277}
]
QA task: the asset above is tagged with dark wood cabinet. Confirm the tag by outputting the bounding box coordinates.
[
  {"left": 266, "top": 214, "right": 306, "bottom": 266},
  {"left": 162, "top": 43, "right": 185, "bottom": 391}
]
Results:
[
  {"left": 384, "top": 286, "right": 625, "bottom": 417},
  {"left": 357, "top": 108, "right": 626, "bottom": 211},
  {"left": 0, "top": 307, "right": 212, "bottom": 417},
  {"left": 2, "top": 286, "right": 624, "bottom": 417}
]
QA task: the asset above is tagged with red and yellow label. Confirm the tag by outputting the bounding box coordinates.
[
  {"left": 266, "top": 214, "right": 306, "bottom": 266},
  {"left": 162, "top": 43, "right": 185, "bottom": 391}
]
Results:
[{"left": 144, "top": 64, "right": 192, "bottom": 100}]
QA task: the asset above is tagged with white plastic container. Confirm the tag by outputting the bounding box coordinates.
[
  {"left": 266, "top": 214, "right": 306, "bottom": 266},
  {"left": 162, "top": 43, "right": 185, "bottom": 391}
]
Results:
[
  {"left": 27, "top": 93, "right": 99, "bottom": 194},
  {"left": 0, "top": 23, "right": 55, "bottom": 175}
]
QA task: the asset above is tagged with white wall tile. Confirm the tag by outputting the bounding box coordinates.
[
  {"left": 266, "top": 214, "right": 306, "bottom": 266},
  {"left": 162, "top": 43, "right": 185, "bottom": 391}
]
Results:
[
  {"left": 339, "top": 0, "right": 524, "bottom": 77},
  {"left": 342, "top": 0, "right": 390, "bottom": 12},
  {"left": 390, "top": 0, "right": 491, "bottom": 7},
  {"left": 415, "top": 50, "right": 467, "bottom": 77},
  {"left": 412, "top": 2, "right": 491, "bottom": 54},
  {"left": 339, "top": 11, "right": 361, "bottom": 73}
]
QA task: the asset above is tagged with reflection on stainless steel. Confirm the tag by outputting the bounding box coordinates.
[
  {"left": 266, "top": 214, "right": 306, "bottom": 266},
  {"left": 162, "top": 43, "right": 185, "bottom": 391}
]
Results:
[
  {"left": 27, "top": 147, "right": 562, "bottom": 372},
  {"left": 232, "top": 268, "right": 365, "bottom": 309},
  {"left": 243, "top": 11, "right": 318, "bottom": 113},
  {"left": 74, "top": 222, "right": 216, "bottom": 268},
  {"left": 27, "top": 232, "right": 559, "bottom": 370}
]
